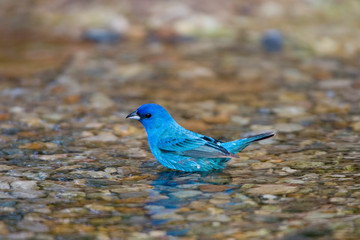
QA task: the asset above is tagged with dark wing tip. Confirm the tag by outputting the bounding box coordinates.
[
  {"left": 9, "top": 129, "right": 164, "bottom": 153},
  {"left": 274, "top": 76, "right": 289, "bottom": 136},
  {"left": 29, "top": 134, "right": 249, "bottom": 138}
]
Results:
[
  {"left": 229, "top": 152, "right": 240, "bottom": 158},
  {"left": 247, "top": 131, "right": 275, "bottom": 142}
]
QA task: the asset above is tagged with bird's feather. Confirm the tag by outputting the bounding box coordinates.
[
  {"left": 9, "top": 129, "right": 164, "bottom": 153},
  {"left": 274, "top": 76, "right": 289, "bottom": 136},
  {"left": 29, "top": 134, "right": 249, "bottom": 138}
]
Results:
[{"left": 158, "top": 136, "right": 238, "bottom": 159}]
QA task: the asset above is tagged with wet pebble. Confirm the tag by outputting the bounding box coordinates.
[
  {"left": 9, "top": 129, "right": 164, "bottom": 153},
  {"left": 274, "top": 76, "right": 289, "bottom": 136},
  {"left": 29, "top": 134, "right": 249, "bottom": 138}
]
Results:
[
  {"left": 10, "top": 181, "right": 38, "bottom": 190},
  {"left": 274, "top": 123, "right": 304, "bottom": 133},
  {"left": 151, "top": 212, "right": 184, "bottom": 221},
  {"left": 17, "top": 220, "right": 49, "bottom": 233},
  {"left": 198, "top": 185, "right": 231, "bottom": 192},
  {"left": 89, "top": 92, "right": 114, "bottom": 109},
  {"left": 81, "top": 132, "right": 118, "bottom": 142},
  {"left": 247, "top": 184, "right": 299, "bottom": 195},
  {"left": 251, "top": 162, "right": 275, "bottom": 169},
  {"left": 18, "top": 142, "right": 57, "bottom": 151},
  {"left": 170, "top": 190, "right": 202, "bottom": 198},
  {"left": 11, "top": 191, "right": 45, "bottom": 199},
  {"left": 273, "top": 106, "right": 307, "bottom": 117},
  {"left": 85, "top": 203, "right": 115, "bottom": 212},
  {"left": 0, "top": 182, "right": 10, "bottom": 189},
  {"left": 0, "top": 165, "right": 13, "bottom": 171}
]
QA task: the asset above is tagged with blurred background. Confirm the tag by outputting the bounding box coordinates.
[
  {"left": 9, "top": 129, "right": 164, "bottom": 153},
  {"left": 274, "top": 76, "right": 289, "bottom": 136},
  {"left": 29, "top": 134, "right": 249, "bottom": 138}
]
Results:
[{"left": 1, "top": 0, "right": 359, "bottom": 78}]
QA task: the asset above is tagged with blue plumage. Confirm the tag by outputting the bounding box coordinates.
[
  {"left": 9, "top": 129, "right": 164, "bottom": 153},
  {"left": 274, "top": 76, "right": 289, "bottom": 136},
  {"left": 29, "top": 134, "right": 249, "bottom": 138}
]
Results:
[{"left": 127, "top": 104, "right": 274, "bottom": 172}]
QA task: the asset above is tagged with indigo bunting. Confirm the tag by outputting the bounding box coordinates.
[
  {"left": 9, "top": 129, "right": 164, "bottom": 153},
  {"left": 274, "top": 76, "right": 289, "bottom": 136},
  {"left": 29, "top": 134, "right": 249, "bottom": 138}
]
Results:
[{"left": 127, "top": 104, "right": 274, "bottom": 172}]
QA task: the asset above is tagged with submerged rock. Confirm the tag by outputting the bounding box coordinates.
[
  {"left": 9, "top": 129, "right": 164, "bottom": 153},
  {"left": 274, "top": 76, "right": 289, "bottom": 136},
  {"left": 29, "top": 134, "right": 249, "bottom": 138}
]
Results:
[
  {"left": 10, "top": 181, "right": 38, "bottom": 190},
  {"left": 247, "top": 184, "right": 299, "bottom": 195}
]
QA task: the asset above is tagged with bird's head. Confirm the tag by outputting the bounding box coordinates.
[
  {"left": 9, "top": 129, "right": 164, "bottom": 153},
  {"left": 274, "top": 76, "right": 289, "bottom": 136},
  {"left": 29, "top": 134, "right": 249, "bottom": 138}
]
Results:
[{"left": 126, "top": 103, "right": 175, "bottom": 130}]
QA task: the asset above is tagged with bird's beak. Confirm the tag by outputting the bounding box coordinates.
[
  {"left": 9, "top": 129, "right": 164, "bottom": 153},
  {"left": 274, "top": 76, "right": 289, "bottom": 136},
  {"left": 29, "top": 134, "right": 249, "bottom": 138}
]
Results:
[{"left": 126, "top": 110, "right": 141, "bottom": 120}]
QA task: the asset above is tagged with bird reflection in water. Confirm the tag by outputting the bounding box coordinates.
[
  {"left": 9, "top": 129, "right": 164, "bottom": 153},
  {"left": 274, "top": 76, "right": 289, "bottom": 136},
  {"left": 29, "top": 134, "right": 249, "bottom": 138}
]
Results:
[{"left": 144, "top": 170, "right": 235, "bottom": 236}]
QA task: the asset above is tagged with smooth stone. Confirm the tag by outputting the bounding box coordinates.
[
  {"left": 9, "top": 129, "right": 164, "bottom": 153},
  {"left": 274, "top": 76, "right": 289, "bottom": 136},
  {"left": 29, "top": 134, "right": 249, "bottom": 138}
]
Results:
[
  {"left": 38, "top": 154, "right": 68, "bottom": 161},
  {"left": 0, "top": 182, "right": 10, "bottom": 189},
  {"left": 247, "top": 184, "right": 298, "bottom": 195},
  {"left": 0, "top": 165, "right": 14, "bottom": 171},
  {"left": 89, "top": 92, "right": 114, "bottom": 109},
  {"left": 273, "top": 106, "right": 306, "bottom": 117},
  {"left": 251, "top": 162, "right": 275, "bottom": 169},
  {"left": 10, "top": 181, "right": 38, "bottom": 190},
  {"left": 169, "top": 190, "right": 202, "bottom": 198},
  {"left": 6, "top": 232, "right": 35, "bottom": 239},
  {"left": 149, "top": 231, "right": 166, "bottom": 238},
  {"left": 274, "top": 123, "right": 304, "bottom": 133},
  {"left": 231, "top": 116, "right": 250, "bottom": 125},
  {"left": 0, "top": 221, "right": 9, "bottom": 235},
  {"left": 0, "top": 192, "right": 14, "bottom": 199},
  {"left": 287, "top": 161, "right": 325, "bottom": 169},
  {"left": 81, "top": 132, "right": 118, "bottom": 142},
  {"left": 281, "top": 167, "right": 297, "bottom": 173},
  {"left": 85, "top": 204, "right": 115, "bottom": 212},
  {"left": 178, "top": 66, "right": 215, "bottom": 79},
  {"left": 151, "top": 212, "right": 184, "bottom": 220},
  {"left": 198, "top": 185, "right": 230, "bottom": 192},
  {"left": 104, "top": 167, "right": 117, "bottom": 173},
  {"left": 284, "top": 179, "right": 305, "bottom": 184},
  {"left": 12, "top": 191, "right": 45, "bottom": 199},
  {"left": 17, "top": 220, "right": 49, "bottom": 232}
]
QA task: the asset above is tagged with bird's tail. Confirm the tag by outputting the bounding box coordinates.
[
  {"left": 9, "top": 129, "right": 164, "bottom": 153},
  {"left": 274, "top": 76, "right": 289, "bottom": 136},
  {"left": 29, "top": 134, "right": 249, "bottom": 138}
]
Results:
[{"left": 222, "top": 131, "right": 275, "bottom": 154}]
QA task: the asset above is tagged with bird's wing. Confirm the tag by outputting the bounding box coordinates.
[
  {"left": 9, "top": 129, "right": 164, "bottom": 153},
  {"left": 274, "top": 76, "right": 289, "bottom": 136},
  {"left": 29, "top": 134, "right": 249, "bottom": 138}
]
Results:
[{"left": 158, "top": 136, "right": 239, "bottom": 159}]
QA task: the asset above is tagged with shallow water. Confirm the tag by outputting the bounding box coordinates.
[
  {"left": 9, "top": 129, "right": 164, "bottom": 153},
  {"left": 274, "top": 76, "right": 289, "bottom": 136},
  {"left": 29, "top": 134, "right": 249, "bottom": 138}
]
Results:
[{"left": 0, "top": 36, "right": 360, "bottom": 239}]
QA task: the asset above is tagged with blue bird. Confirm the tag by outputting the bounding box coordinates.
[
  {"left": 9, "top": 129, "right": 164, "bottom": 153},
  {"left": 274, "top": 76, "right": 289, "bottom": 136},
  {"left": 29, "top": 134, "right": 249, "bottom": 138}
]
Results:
[{"left": 126, "top": 104, "right": 274, "bottom": 172}]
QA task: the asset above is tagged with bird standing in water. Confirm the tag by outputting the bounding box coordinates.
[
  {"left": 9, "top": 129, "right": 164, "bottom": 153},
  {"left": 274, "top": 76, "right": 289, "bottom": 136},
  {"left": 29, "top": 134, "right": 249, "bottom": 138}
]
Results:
[{"left": 126, "top": 104, "right": 274, "bottom": 172}]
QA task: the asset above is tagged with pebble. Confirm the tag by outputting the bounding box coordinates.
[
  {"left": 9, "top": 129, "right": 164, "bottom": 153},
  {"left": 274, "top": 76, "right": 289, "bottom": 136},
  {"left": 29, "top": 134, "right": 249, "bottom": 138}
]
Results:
[
  {"left": 0, "top": 165, "right": 13, "bottom": 171},
  {"left": 284, "top": 179, "right": 305, "bottom": 184},
  {"left": 273, "top": 106, "right": 306, "bottom": 117},
  {"left": 112, "top": 124, "right": 137, "bottom": 136},
  {"left": 151, "top": 212, "right": 184, "bottom": 221},
  {"left": 127, "top": 147, "right": 148, "bottom": 158},
  {"left": 287, "top": 161, "right": 325, "bottom": 169},
  {"left": 6, "top": 232, "right": 35, "bottom": 239},
  {"left": 11, "top": 191, "right": 45, "bottom": 199},
  {"left": 20, "top": 117, "right": 45, "bottom": 127},
  {"left": 85, "top": 122, "right": 104, "bottom": 129},
  {"left": 0, "top": 182, "right": 10, "bottom": 189},
  {"left": 202, "top": 114, "right": 230, "bottom": 124},
  {"left": 251, "top": 162, "right": 275, "bottom": 169},
  {"left": 274, "top": 123, "right": 304, "bottom": 133},
  {"left": 83, "top": 28, "right": 121, "bottom": 44},
  {"left": 281, "top": 167, "right": 297, "bottom": 173},
  {"left": 231, "top": 116, "right": 250, "bottom": 125},
  {"left": 247, "top": 184, "right": 299, "bottom": 195},
  {"left": 89, "top": 92, "right": 114, "bottom": 109},
  {"left": 57, "top": 191, "right": 86, "bottom": 199},
  {"left": 10, "top": 181, "right": 38, "bottom": 190},
  {"left": 178, "top": 66, "right": 215, "bottom": 79},
  {"left": 81, "top": 132, "right": 118, "bottom": 142},
  {"left": 42, "top": 113, "right": 65, "bottom": 123},
  {"left": 350, "top": 121, "right": 360, "bottom": 132},
  {"left": 104, "top": 167, "right": 117, "bottom": 174},
  {"left": 261, "top": 29, "right": 283, "bottom": 53},
  {"left": 87, "top": 171, "right": 110, "bottom": 179},
  {"left": 318, "top": 79, "right": 352, "bottom": 89},
  {"left": 85, "top": 204, "right": 115, "bottom": 212},
  {"left": 0, "top": 221, "right": 9, "bottom": 235},
  {"left": 198, "top": 185, "right": 230, "bottom": 192},
  {"left": 18, "top": 142, "right": 57, "bottom": 150},
  {"left": 17, "top": 220, "right": 49, "bottom": 233},
  {"left": 170, "top": 190, "right": 202, "bottom": 198},
  {"left": 38, "top": 154, "right": 68, "bottom": 161},
  {"left": 149, "top": 230, "right": 166, "bottom": 238}
]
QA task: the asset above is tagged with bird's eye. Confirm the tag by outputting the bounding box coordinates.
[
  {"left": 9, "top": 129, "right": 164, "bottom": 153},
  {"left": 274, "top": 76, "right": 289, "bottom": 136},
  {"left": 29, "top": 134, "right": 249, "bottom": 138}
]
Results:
[{"left": 145, "top": 113, "right": 152, "bottom": 118}]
